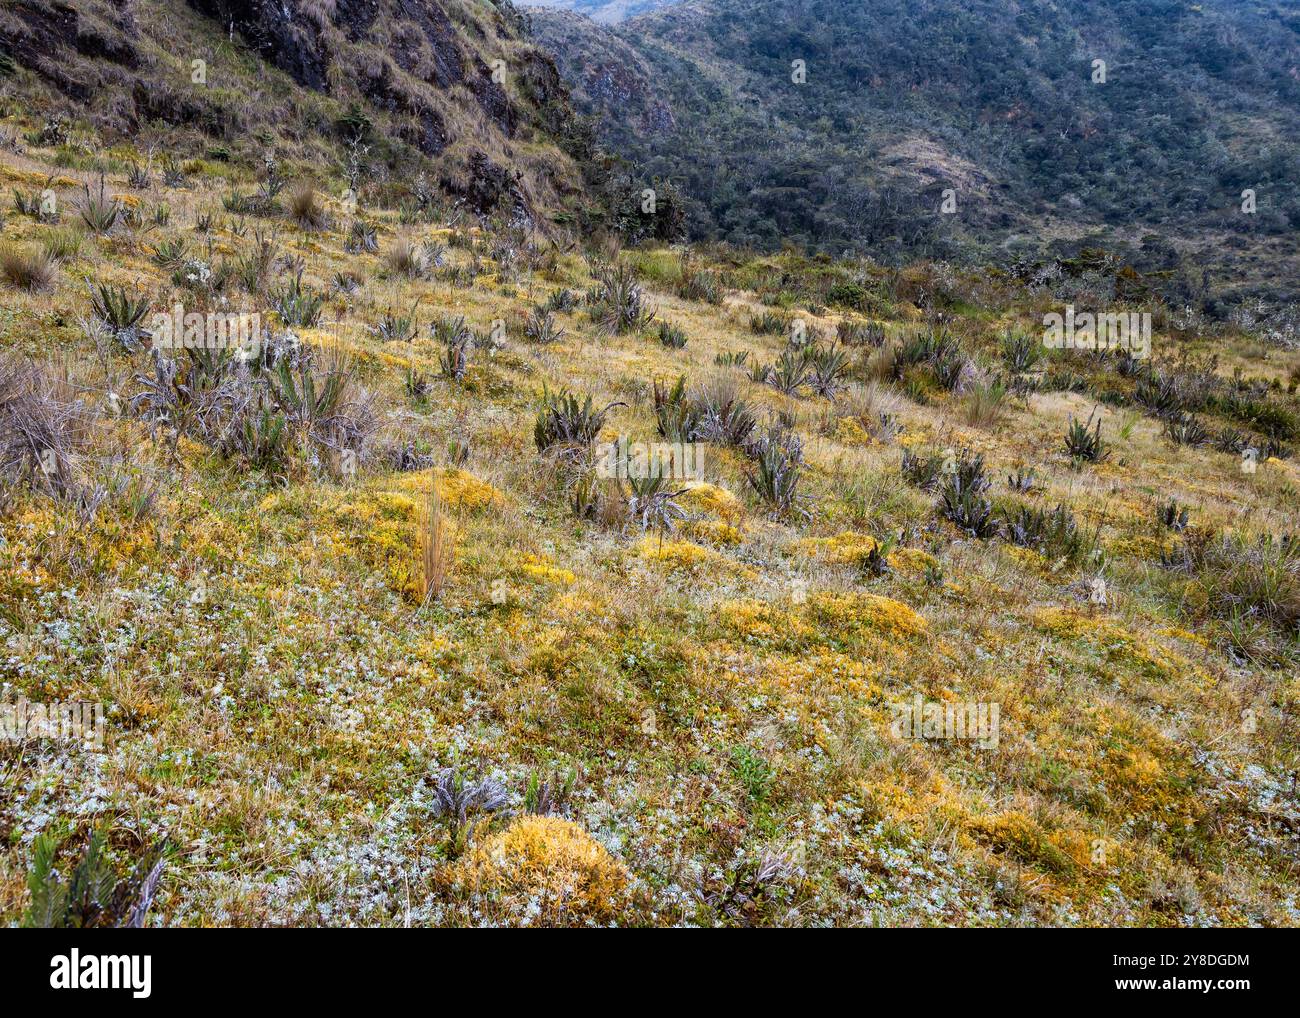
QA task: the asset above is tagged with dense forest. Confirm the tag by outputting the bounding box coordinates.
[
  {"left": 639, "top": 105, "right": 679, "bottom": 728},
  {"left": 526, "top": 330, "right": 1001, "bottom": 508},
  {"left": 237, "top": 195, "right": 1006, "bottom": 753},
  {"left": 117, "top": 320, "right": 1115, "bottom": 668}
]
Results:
[{"left": 530, "top": 0, "right": 1300, "bottom": 306}]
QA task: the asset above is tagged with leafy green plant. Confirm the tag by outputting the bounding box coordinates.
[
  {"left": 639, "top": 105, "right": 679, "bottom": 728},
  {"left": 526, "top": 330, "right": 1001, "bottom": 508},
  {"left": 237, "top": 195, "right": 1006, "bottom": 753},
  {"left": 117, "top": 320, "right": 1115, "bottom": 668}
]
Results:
[
  {"left": 856, "top": 531, "right": 898, "bottom": 577},
  {"left": 1065, "top": 410, "right": 1108, "bottom": 463},
  {"left": 731, "top": 745, "right": 774, "bottom": 804},
  {"left": 1006, "top": 467, "right": 1037, "bottom": 493},
  {"left": 1164, "top": 532, "right": 1299, "bottom": 658},
  {"left": 270, "top": 271, "right": 324, "bottom": 327},
  {"left": 405, "top": 365, "right": 432, "bottom": 403},
  {"left": 126, "top": 160, "right": 151, "bottom": 190},
  {"left": 534, "top": 387, "right": 623, "bottom": 451},
  {"left": 75, "top": 174, "right": 121, "bottom": 234},
  {"left": 1158, "top": 498, "right": 1190, "bottom": 532},
  {"left": 523, "top": 767, "right": 577, "bottom": 816},
  {"left": 22, "top": 828, "right": 168, "bottom": 929},
  {"left": 676, "top": 253, "right": 723, "bottom": 304}
]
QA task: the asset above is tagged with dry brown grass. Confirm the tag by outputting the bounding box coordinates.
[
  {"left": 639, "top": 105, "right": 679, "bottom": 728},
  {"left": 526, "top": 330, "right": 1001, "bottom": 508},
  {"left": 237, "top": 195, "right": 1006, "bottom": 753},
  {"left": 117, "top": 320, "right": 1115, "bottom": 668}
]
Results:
[
  {"left": 288, "top": 184, "right": 329, "bottom": 231},
  {"left": 0, "top": 244, "right": 57, "bottom": 292},
  {"left": 384, "top": 236, "right": 428, "bottom": 279},
  {"left": 419, "top": 481, "right": 454, "bottom": 604}
]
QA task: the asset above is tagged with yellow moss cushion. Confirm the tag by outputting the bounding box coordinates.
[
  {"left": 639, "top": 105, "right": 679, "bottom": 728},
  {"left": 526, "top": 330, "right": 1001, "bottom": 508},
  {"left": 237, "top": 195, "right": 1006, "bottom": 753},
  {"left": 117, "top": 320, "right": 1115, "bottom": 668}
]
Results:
[{"left": 454, "top": 816, "right": 630, "bottom": 925}]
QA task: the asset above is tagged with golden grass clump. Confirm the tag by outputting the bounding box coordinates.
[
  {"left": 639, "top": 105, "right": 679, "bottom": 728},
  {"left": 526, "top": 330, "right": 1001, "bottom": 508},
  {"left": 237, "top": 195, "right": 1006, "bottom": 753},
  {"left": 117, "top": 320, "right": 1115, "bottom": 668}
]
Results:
[
  {"left": 451, "top": 816, "right": 630, "bottom": 926},
  {"left": 807, "top": 591, "right": 928, "bottom": 640}
]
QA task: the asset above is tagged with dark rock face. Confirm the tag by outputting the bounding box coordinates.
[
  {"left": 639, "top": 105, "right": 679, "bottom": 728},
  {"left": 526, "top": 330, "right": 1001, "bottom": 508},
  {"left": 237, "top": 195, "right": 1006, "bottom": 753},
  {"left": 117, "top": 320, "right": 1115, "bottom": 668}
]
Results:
[
  {"left": 388, "top": 0, "right": 466, "bottom": 88},
  {"left": 185, "top": 0, "right": 330, "bottom": 90},
  {"left": 334, "top": 0, "right": 382, "bottom": 42},
  {"left": 1, "top": 1, "right": 139, "bottom": 100},
  {"left": 358, "top": 58, "right": 449, "bottom": 156},
  {"left": 179, "top": 0, "right": 523, "bottom": 152},
  {"left": 444, "top": 150, "right": 518, "bottom": 215},
  {"left": 472, "top": 63, "right": 516, "bottom": 136},
  {"left": 0, "top": 1, "right": 235, "bottom": 135}
]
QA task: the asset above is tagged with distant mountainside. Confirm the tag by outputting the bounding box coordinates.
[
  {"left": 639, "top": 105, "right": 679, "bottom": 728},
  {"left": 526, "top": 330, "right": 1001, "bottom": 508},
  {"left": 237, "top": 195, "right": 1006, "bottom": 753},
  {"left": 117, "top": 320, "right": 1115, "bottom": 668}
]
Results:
[
  {"left": 525, "top": 0, "right": 678, "bottom": 24},
  {"left": 529, "top": 0, "right": 1300, "bottom": 305}
]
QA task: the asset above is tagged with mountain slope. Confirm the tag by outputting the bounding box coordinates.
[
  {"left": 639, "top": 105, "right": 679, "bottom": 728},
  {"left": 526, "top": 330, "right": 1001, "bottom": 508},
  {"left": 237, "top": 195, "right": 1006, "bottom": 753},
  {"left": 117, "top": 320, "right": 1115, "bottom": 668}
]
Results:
[
  {"left": 524, "top": 0, "right": 677, "bottom": 23},
  {"left": 530, "top": 0, "right": 1300, "bottom": 302},
  {"left": 1, "top": 0, "right": 591, "bottom": 217}
]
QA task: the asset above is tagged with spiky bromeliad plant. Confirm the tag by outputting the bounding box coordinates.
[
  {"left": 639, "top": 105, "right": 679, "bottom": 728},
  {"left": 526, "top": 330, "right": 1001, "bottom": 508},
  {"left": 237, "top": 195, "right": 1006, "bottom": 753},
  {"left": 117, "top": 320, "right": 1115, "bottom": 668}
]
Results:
[
  {"left": 534, "top": 386, "right": 624, "bottom": 452},
  {"left": 87, "top": 280, "right": 151, "bottom": 351},
  {"left": 935, "top": 449, "right": 997, "bottom": 538},
  {"left": 627, "top": 473, "right": 688, "bottom": 542},
  {"left": 431, "top": 314, "right": 473, "bottom": 382},
  {"left": 270, "top": 271, "right": 324, "bottom": 327},
  {"left": 1064, "top": 409, "right": 1109, "bottom": 463},
  {"left": 1158, "top": 498, "right": 1190, "bottom": 532},
  {"left": 22, "top": 828, "right": 168, "bottom": 928},
  {"left": 592, "top": 262, "right": 656, "bottom": 335},
  {"left": 807, "top": 343, "right": 850, "bottom": 399},
  {"left": 427, "top": 763, "right": 507, "bottom": 858},
  {"left": 744, "top": 424, "right": 808, "bottom": 519},
  {"left": 75, "top": 174, "right": 121, "bottom": 234}
]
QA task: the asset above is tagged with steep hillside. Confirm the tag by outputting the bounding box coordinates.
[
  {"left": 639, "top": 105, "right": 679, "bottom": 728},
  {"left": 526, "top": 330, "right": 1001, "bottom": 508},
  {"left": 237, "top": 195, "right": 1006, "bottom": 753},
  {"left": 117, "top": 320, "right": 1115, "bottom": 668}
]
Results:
[
  {"left": 1, "top": 0, "right": 591, "bottom": 218},
  {"left": 530, "top": 0, "right": 1300, "bottom": 306}
]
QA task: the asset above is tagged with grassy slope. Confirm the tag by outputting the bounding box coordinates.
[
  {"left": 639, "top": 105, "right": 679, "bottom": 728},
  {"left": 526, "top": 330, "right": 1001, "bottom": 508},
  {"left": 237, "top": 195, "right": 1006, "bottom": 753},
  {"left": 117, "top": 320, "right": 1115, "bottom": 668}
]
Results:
[{"left": 1, "top": 23, "right": 1300, "bottom": 928}]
